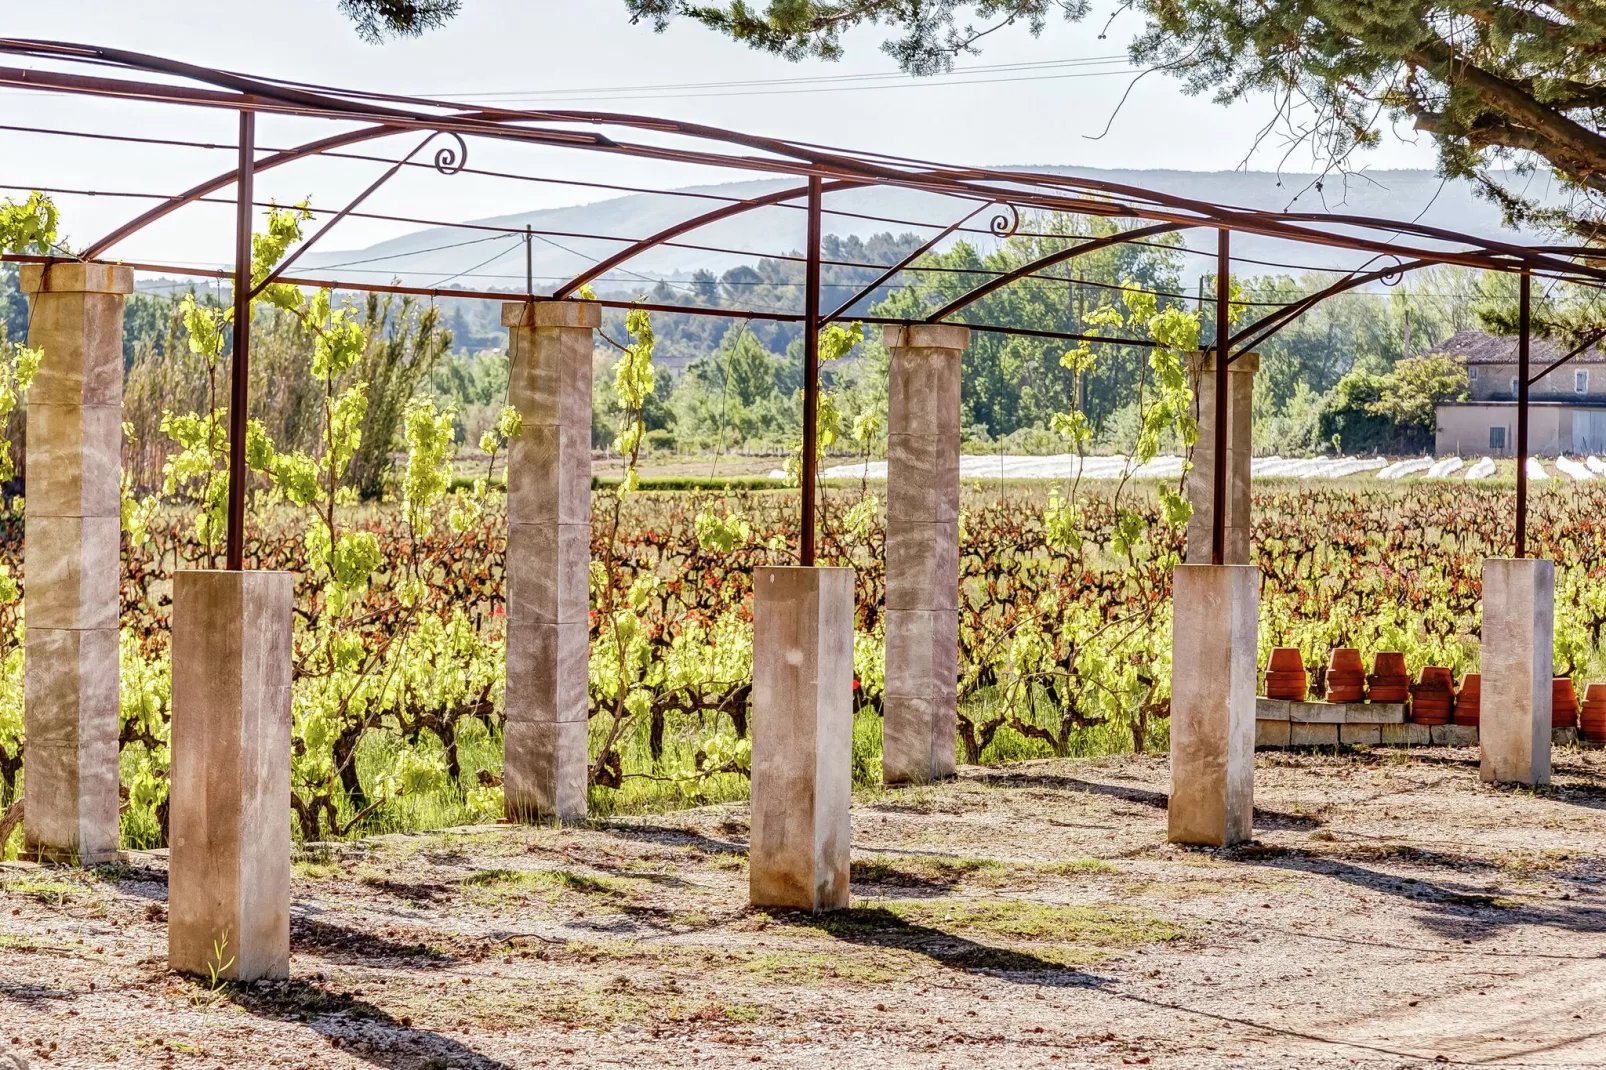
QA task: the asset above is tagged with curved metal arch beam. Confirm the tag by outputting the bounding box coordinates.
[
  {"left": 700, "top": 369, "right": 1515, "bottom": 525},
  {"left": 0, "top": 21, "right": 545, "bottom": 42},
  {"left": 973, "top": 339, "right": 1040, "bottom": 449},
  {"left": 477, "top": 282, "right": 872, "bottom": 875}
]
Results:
[
  {"left": 17, "top": 40, "right": 1606, "bottom": 289},
  {"left": 4, "top": 40, "right": 1524, "bottom": 277},
  {"left": 549, "top": 179, "right": 867, "bottom": 300},
  {"left": 923, "top": 221, "right": 1192, "bottom": 324},
  {"left": 249, "top": 130, "right": 467, "bottom": 300},
  {"left": 82, "top": 123, "right": 407, "bottom": 260},
  {"left": 1226, "top": 259, "right": 1436, "bottom": 358}
]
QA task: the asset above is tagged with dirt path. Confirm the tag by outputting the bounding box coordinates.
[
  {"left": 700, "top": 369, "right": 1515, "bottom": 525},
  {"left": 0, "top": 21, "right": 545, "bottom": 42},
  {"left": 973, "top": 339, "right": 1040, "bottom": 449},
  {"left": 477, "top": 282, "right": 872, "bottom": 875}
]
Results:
[{"left": 4, "top": 747, "right": 1605, "bottom": 1069}]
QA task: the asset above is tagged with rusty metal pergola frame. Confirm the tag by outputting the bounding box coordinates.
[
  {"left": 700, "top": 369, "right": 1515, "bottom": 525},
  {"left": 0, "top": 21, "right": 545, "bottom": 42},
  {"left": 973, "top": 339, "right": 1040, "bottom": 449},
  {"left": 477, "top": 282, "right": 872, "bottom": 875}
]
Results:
[{"left": 2, "top": 39, "right": 1603, "bottom": 569}]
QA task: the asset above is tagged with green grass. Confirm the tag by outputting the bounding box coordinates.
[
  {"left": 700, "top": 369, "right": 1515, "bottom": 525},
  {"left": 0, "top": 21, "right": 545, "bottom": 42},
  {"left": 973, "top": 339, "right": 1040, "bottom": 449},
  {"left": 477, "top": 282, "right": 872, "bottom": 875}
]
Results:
[
  {"left": 115, "top": 687, "right": 1159, "bottom": 848},
  {"left": 806, "top": 898, "right": 1182, "bottom": 971},
  {"left": 461, "top": 866, "right": 636, "bottom": 906},
  {"left": 961, "top": 686, "right": 1170, "bottom": 766}
]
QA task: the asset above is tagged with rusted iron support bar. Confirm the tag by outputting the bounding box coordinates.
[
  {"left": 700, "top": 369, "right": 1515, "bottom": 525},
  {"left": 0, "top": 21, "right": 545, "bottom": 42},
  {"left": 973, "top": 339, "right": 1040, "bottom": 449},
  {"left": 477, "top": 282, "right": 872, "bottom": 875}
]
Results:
[
  {"left": 1211, "top": 229, "right": 1230, "bottom": 567},
  {"left": 801, "top": 177, "right": 823, "bottom": 566},
  {"left": 249, "top": 130, "right": 465, "bottom": 300},
  {"left": 225, "top": 110, "right": 254, "bottom": 573},
  {"left": 1226, "top": 259, "right": 1435, "bottom": 359},
  {"left": 1526, "top": 328, "right": 1606, "bottom": 386},
  {"left": 1516, "top": 271, "right": 1531, "bottom": 559},
  {"left": 824, "top": 202, "right": 994, "bottom": 322}
]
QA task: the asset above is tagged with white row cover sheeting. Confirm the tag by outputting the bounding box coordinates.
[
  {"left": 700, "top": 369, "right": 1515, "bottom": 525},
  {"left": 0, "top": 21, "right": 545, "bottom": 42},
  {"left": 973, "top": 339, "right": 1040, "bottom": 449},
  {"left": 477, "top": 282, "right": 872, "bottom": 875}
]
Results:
[{"left": 810, "top": 454, "right": 1598, "bottom": 483}]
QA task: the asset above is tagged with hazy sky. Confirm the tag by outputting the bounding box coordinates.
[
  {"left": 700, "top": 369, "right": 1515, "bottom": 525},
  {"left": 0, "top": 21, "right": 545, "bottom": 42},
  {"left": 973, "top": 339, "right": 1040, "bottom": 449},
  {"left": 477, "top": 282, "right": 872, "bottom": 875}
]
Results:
[{"left": 0, "top": 1, "right": 1443, "bottom": 266}]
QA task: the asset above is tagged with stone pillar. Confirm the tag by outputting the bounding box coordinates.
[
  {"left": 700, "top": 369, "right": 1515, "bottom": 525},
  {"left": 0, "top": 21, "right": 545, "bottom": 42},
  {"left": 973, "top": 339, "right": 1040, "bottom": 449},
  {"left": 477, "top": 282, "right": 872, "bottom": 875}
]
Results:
[
  {"left": 502, "top": 299, "right": 598, "bottom": 823},
  {"left": 881, "top": 324, "right": 965, "bottom": 784},
  {"left": 1480, "top": 558, "right": 1553, "bottom": 786},
  {"left": 1185, "top": 351, "right": 1257, "bottom": 565},
  {"left": 750, "top": 566, "right": 853, "bottom": 913},
  {"left": 168, "top": 570, "right": 293, "bottom": 981},
  {"left": 1168, "top": 564, "right": 1257, "bottom": 846},
  {"left": 20, "top": 262, "right": 130, "bottom": 865}
]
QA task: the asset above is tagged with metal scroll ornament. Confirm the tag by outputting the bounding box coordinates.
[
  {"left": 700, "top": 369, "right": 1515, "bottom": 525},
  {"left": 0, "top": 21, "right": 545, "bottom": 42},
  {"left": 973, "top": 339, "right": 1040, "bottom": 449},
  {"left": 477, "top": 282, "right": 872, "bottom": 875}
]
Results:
[
  {"left": 430, "top": 131, "right": 469, "bottom": 176},
  {"left": 990, "top": 203, "right": 1021, "bottom": 239}
]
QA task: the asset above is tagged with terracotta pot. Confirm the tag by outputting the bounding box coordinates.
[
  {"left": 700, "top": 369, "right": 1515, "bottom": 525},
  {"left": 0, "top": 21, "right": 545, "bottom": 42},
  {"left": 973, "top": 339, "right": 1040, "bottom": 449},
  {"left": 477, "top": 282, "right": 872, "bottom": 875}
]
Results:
[
  {"left": 1326, "top": 651, "right": 1367, "bottom": 704},
  {"left": 1366, "top": 650, "right": 1411, "bottom": 704},
  {"left": 1452, "top": 673, "right": 1482, "bottom": 725},
  {"left": 1373, "top": 651, "right": 1408, "bottom": 678},
  {"left": 1553, "top": 678, "right": 1579, "bottom": 729},
  {"left": 1410, "top": 667, "right": 1456, "bottom": 724},
  {"left": 1419, "top": 666, "right": 1455, "bottom": 691},
  {"left": 1582, "top": 700, "right": 1606, "bottom": 742},
  {"left": 1328, "top": 648, "right": 1364, "bottom": 674},
  {"left": 1264, "top": 667, "right": 1307, "bottom": 701},
  {"left": 1268, "top": 647, "right": 1304, "bottom": 674}
]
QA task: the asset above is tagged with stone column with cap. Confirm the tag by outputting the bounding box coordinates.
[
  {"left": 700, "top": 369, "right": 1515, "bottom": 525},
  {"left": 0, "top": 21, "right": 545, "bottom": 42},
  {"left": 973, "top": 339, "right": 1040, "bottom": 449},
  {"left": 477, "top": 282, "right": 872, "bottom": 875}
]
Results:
[
  {"left": 1185, "top": 350, "right": 1257, "bottom": 565},
  {"left": 1480, "top": 558, "right": 1553, "bottom": 786},
  {"left": 501, "top": 299, "right": 599, "bottom": 823},
  {"left": 1171, "top": 352, "right": 1259, "bottom": 847},
  {"left": 20, "top": 262, "right": 130, "bottom": 864},
  {"left": 881, "top": 324, "right": 966, "bottom": 784}
]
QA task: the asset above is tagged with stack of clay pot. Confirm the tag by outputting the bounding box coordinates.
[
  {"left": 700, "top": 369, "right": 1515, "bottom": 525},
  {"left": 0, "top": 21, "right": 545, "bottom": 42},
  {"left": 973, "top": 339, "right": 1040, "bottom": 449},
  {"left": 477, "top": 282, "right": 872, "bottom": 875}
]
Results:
[
  {"left": 1264, "top": 648, "right": 1308, "bottom": 701},
  {"left": 1453, "top": 673, "right": 1481, "bottom": 727},
  {"left": 1325, "top": 649, "right": 1366, "bottom": 703},
  {"left": 1553, "top": 677, "right": 1579, "bottom": 730},
  {"left": 1581, "top": 683, "right": 1606, "bottom": 743},
  {"left": 1366, "top": 652, "right": 1411, "bottom": 703},
  {"left": 1410, "top": 667, "right": 1456, "bottom": 725}
]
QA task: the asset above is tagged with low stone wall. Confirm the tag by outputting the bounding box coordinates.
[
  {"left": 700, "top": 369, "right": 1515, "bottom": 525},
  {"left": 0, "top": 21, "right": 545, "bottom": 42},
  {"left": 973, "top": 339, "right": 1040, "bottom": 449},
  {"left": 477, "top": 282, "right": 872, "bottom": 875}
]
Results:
[{"left": 1255, "top": 698, "right": 1582, "bottom": 749}]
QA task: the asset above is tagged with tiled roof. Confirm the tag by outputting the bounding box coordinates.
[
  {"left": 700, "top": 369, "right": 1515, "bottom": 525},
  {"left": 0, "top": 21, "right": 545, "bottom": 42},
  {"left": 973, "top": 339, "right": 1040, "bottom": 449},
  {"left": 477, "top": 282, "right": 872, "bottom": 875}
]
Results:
[{"left": 1427, "top": 329, "right": 1606, "bottom": 365}]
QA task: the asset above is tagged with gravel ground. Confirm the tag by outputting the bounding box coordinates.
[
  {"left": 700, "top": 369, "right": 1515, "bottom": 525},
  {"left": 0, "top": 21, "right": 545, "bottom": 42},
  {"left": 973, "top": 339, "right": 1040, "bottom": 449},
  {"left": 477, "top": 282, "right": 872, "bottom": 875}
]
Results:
[{"left": 4, "top": 745, "right": 1605, "bottom": 1069}]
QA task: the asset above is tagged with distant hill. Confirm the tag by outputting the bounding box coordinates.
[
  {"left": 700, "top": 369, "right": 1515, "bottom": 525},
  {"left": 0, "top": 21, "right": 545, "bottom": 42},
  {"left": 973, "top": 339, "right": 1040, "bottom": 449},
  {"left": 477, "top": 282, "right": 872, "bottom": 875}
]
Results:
[{"left": 302, "top": 167, "right": 1562, "bottom": 301}]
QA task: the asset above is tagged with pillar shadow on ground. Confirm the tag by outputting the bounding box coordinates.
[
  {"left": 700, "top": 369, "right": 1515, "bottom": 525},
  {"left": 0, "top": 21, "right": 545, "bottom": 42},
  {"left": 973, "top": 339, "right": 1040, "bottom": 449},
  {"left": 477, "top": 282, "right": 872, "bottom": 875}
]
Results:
[
  {"left": 594, "top": 821, "right": 748, "bottom": 856},
  {"left": 774, "top": 907, "right": 1111, "bottom": 985},
  {"left": 292, "top": 915, "right": 455, "bottom": 964},
  {"left": 963, "top": 770, "right": 1322, "bottom": 828},
  {"left": 227, "top": 980, "right": 515, "bottom": 1070},
  {"left": 1233, "top": 846, "right": 1606, "bottom": 940},
  {"left": 785, "top": 909, "right": 1491, "bottom": 1064}
]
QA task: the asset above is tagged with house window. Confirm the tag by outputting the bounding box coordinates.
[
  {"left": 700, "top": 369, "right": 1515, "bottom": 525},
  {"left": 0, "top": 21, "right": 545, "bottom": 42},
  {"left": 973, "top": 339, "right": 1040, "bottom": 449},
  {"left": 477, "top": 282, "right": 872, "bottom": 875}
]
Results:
[
  {"left": 1469, "top": 366, "right": 1478, "bottom": 380},
  {"left": 1491, "top": 426, "right": 1507, "bottom": 450},
  {"left": 1511, "top": 377, "right": 1519, "bottom": 396},
  {"left": 1578, "top": 369, "right": 1590, "bottom": 393}
]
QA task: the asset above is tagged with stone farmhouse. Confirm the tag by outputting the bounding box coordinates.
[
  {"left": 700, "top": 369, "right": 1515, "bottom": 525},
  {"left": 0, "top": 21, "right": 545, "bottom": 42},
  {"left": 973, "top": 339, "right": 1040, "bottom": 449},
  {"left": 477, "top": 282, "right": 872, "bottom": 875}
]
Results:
[{"left": 1432, "top": 329, "right": 1606, "bottom": 456}]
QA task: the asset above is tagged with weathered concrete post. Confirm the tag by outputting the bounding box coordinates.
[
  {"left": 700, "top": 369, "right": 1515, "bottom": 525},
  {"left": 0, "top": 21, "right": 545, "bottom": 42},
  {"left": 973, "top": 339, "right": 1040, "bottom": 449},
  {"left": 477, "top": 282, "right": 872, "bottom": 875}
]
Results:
[
  {"left": 882, "top": 324, "right": 966, "bottom": 784},
  {"left": 1185, "top": 351, "right": 1257, "bottom": 565},
  {"left": 1169, "top": 564, "right": 1258, "bottom": 846},
  {"left": 1480, "top": 558, "right": 1553, "bottom": 785},
  {"left": 502, "top": 299, "right": 598, "bottom": 823},
  {"left": 168, "top": 570, "right": 293, "bottom": 981},
  {"left": 19, "top": 262, "right": 130, "bottom": 864},
  {"left": 750, "top": 566, "right": 853, "bottom": 912}
]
